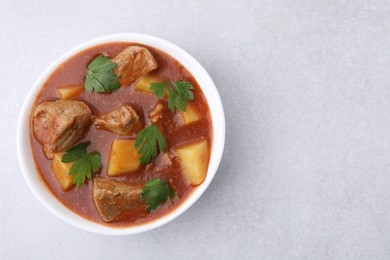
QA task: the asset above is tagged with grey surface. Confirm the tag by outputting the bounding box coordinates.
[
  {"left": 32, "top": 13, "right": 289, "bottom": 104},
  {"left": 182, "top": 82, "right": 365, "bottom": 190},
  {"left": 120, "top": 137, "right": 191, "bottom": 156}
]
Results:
[{"left": 1, "top": 0, "right": 390, "bottom": 259}]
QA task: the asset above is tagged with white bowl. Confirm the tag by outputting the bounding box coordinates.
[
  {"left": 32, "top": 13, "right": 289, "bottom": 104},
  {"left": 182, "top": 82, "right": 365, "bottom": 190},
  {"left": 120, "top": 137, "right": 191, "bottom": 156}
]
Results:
[{"left": 16, "top": 33, "right": 225, "bottom": 235}]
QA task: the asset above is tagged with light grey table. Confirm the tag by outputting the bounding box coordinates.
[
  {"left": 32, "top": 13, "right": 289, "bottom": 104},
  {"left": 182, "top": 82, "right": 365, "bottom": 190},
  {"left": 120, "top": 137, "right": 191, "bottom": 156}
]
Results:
[{"left": 2, "top": 1, "right": 390, "bottom": 259}]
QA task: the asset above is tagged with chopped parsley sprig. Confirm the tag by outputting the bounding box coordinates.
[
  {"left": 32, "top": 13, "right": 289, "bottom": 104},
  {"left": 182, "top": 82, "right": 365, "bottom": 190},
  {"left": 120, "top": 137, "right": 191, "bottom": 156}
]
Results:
[
  {"left": 135, "top": 123, "right": 167, "bottom": 165},
  {"left": 142, "top": 178, "right": 177, "bottom": 211},
  {"left": 85, "top": 55, "right": 120, "bottom": 93},
  {"left": 150, "top": 81, "right": 194, "bottom": 112},
  {"left": 149, "top": 82, "right": 167, "bottom": 98},
  {"left": 61, "top": 141, "right": 102, "bottom": 187}
]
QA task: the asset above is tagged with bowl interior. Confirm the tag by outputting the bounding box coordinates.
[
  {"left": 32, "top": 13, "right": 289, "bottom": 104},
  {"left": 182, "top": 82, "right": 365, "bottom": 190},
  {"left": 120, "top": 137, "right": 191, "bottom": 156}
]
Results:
[{"left": 17, "top": 33, "right": 225, "bottom": 235}]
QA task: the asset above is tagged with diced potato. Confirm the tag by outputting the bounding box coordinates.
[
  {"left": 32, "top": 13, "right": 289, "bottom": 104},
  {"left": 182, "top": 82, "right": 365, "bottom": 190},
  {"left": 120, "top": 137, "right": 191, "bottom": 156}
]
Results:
[
  {"left": 52, "top": 152, "right": 75, "bottom": 191},
  {"left": 134, "top": 76, "right": 159, "bottom": 93},
  {"left": 177, "top": 140, "right": 209, "bottom": 185},
  {"left": 57, "top": 85, "right": 84, "bottom": 99},
  {"left": 108, "top": 140, "right": 141, "bottom": 176},
  {"left": 183, "top": 103, "right": 202, "bottom": 125}
]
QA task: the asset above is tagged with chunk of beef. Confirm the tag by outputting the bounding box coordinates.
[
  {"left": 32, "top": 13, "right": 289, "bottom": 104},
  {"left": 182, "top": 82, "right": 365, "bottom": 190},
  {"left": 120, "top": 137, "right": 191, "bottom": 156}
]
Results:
[
  {"left": 156, "top": 152, "right": 173, "bottom": 170},
  {"left": 112, "top": 46, "right": 158, "bottom": 86},
  {"left": 93, "top": 105, "right": 140, "bottom": 135},
  {"left": 33, "top": 100, "right": 92, "bottom": 159},
  {"left": 93, "top": 177, "right": 144, "bottom": 222},
  {"left": 145, "top": 152, "right": 173, "bottom": 174},
  {"left": 148, "top": 103, "right": 164, "bottom": 123}
]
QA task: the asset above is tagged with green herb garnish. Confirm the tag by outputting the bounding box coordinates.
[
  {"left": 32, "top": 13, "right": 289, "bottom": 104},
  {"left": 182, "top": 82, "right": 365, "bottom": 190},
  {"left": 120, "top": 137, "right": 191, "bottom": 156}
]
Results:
[
  {"left": 135, "top": 123, "right": 167, "bottom": 165},
  {"left": 61, "top": 141, "right": 102, "bottom": 187},
  {"left": 150, "top": 81, "right": 194, "bottom": 112},
  {"left": 150, "top": 82, "right": 168, "bottom": 98},
  {"left": 85, "top": 55, "right": 120, "bottom": 93},
  {"left": 142, "top": 178, "right": 177, "bottom": 211}
]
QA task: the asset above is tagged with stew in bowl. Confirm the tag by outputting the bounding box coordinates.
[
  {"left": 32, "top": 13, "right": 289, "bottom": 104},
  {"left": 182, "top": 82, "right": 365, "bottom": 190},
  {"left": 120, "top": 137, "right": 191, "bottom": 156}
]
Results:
[{"left": 17, "top": 34, "right": 225, "bottom": 235}]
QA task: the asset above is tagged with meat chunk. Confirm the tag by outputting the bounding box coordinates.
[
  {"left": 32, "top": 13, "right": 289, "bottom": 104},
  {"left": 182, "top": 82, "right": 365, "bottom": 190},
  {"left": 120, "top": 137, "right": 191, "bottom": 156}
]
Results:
[
  {"left": 93, "top": 105, "right": 140, "bottom": 135},
  {"left": 93, "top": 177, "right": 145, "bottom": 222},
  {"left": 33, "top": 100, "right": 92, "bottom": 159},
  {"left": 148, "top": 103, "right": 164, "bottom": 123},
  {"left": 112, "top": 46, "right": 158, "bottom": 86},
  {"left": 145, "top": 152, "right": 173, "bottom": 174}
]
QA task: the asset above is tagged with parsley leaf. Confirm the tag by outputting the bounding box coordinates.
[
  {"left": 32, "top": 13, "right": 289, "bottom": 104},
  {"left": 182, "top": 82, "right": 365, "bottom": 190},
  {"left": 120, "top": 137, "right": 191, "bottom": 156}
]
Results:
[
  {"left": 85, "top": 55, "right": 120, "bottom": 93},
  {"left": 167, "top": 87, "right": 177, "bottom": 112},
  {"left": 170, "top": 81, "right": 194, "bottom": 112},
  {"left": 62, "top": 142, "right": 102, "bottom": 187},
  {"left": 173, "top": 81, "right": 194, "bottom": 102},
  {"left": 142, "top": 178, "right": 177, "bottom": 211},
  {"left": 150, "top": 82, "right": 167, "bottom": 98},
  {"left": 135, "top": 123, "right": 167, "bottom": 165},
  {"left": 150, "top": 81, "right": 194, "bottom": 112},
  {"left": 61, "top": 141, "right": 90, "bottom": 163}
]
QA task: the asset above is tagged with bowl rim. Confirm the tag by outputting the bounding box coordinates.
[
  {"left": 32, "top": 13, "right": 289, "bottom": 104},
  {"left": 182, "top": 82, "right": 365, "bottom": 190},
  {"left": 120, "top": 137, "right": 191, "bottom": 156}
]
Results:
[{"left": 16, "top": 33, "right": 225, "bottom": 235}]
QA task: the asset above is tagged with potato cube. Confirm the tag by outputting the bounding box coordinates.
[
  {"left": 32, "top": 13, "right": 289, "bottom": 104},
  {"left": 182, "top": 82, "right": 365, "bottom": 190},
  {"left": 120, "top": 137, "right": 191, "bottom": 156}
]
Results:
[
  {"left": 183, "top": 103, "right": 202, "bottom": 125},
  {"left": 134, "top": 76, "right": 159, "bottom": 93},
  {"left": 177, "top": 140, "right": 209, "bottom": 185},
  {"left": 52, "top": 152, "right": 75, "bottom": 191},
  {"left": 57, "top": 85, "right": 84, "bottom": 99},
  {"left": 108, "top": 140, "right": 141, "bottom": 176}
]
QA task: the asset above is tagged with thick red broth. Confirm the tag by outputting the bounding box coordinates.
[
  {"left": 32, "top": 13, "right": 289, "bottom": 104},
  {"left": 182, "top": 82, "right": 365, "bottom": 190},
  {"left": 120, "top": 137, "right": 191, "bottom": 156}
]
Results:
[{"left": 30, "top": 42, "right": 212, "bottom": 227}]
